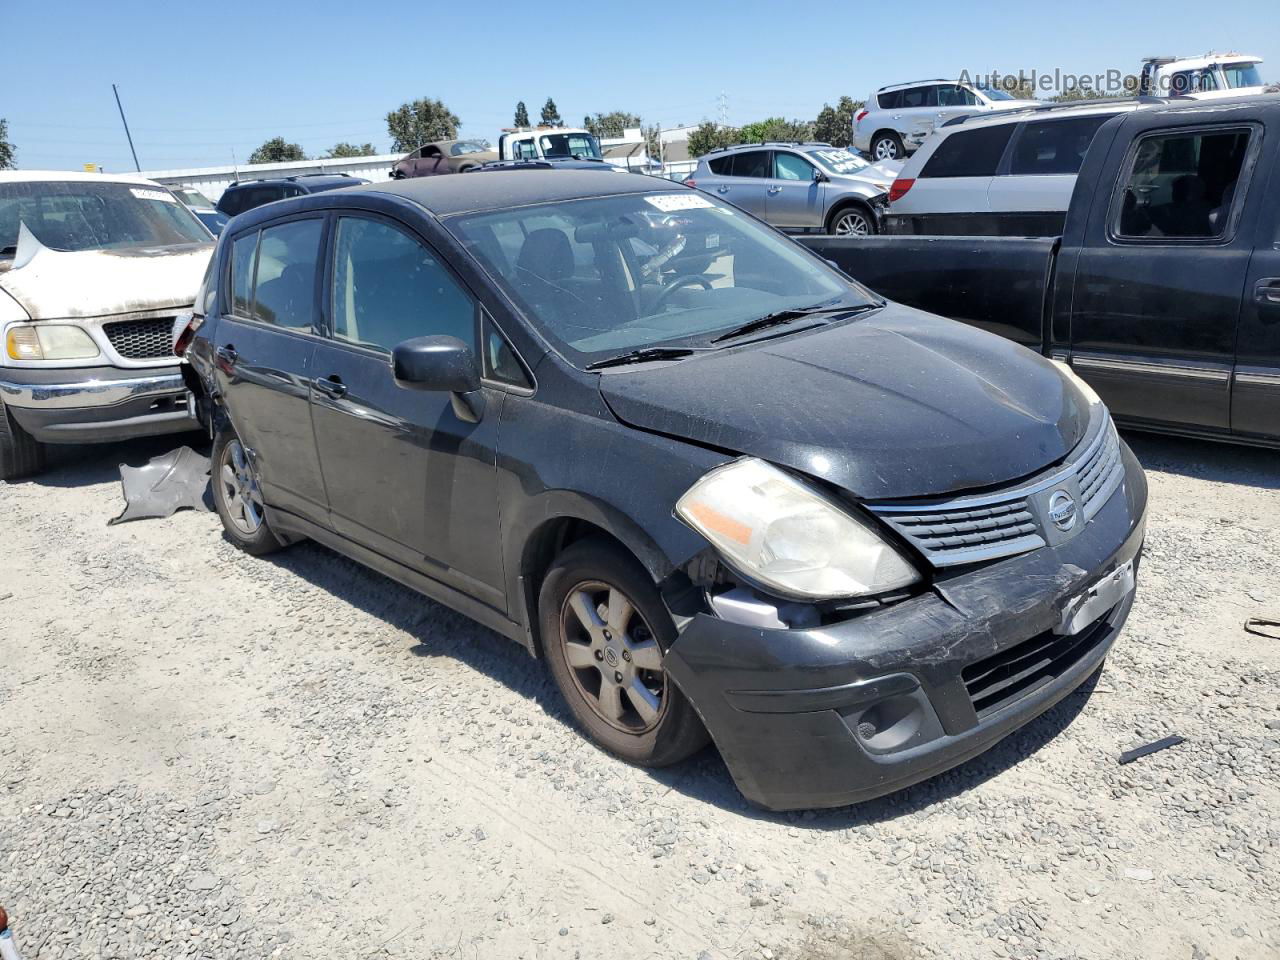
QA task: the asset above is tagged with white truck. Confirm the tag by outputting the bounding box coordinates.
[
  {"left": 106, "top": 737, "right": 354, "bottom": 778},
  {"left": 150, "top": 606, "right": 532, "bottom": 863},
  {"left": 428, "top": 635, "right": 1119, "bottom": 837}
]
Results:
[
  {"left": 496, "top": 127, "right": 604, "bottom": 162},
  {"left": 1138, "top": 53, "right": 1266, "bottom": 99}
]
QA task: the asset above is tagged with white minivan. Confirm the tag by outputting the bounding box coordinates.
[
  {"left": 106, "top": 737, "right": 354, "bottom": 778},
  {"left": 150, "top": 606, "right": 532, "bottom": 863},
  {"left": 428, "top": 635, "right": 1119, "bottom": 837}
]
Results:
[{"left": 884, "top": 103, "right": 1139, "bottom": 236}]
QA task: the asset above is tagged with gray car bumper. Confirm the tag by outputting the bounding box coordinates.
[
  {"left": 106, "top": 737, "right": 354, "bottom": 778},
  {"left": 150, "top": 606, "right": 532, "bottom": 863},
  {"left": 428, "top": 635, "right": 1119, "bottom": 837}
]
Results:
[{"left": 0, "top": 365, "right": 198, "bottom": 444}]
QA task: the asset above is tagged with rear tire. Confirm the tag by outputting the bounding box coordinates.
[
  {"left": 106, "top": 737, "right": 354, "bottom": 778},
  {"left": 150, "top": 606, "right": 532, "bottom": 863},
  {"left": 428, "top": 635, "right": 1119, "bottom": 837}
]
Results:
[
  {"left": 871, "top": 132, "right": 905, "bottom": 162},
  {"left": 539, "top": 538, "right": 709, "bottom": 767},
  {"left": 211, "top": 427, "right": 283, "bottom": 555},
  {"left": 0, "top": 397, "right": 47, "bottom": 481}
]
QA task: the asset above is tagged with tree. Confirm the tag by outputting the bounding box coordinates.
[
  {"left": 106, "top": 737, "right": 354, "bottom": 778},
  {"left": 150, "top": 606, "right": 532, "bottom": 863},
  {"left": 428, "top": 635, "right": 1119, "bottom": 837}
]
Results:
[
  {"left": 540, "top": 97, "right": 562, "bottom": 126},
  {"left": 687, "top": 121, "right": 740, "bottom": 158},
  {"left": 813, "top": 96, "right": 862, "bottom": 148},
  {"left": 385, "top": 97, "right": 460, "bottom": 153},
  {"left": 1046, "top": 82, "right": 1135, "bottom": 103},
  {"left": 514, "top": 101, "right": 530, "bottom": 128},
  {"left": 583, "top": 111, "right": 641, "bottom": 139},
  {"left": 248, "top": 137, "right": 306, "bottom": 164},
  {"left": 0, "top": 119, "right": 15, "bottom": 171},
  {"left": 737, "top": 117, "right": 815, "bottom": 144},
  {"left": 324, "top": 142, "right": 377, "bottom": 158}
]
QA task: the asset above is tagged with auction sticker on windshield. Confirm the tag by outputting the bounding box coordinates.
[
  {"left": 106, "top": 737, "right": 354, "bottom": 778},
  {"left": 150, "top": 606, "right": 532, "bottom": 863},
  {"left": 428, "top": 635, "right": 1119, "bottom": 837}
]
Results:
[
  {"left": 645, "top": 193, "right": 714, "bottom": 212},
  {"left": 130, "top": 187, "right": 178, "bottom": 203},
  {"left": 814, "top": 150, "right": 865, "bottom": 173}
]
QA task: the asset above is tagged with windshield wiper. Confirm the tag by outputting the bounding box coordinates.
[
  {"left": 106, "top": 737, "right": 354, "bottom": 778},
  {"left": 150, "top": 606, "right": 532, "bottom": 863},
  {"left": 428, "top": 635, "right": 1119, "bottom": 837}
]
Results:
[
  {"left": 585, "top": 346, "right": 704, "bottom": 370},
  {"left": 709, "top": 302, "right": 882, "bottom": 344}
]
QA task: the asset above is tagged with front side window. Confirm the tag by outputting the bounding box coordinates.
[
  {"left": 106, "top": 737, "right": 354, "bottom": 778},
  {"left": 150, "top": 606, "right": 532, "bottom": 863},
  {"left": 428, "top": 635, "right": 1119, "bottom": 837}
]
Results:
[
  {"left": 1221, "top": 62, "right": 1263, "bottom": 89},
  {"left": 0, "top": 180, "right": 209, "bottom": 257},
  {"left": 1009, "top": 115, "right": 1109, "bottom": 176},
  {"left": 448, "top": 192, "right": 871, "bottom": 367},
  {"left": 251, "top": 219, "right": 323, "bottom": 330},
  {"left": 730, "top": 151, "right": 770, "bottom": 178},
  {"left": 774, "top": 152, "right": 815, "bottom": 181},
  {"left": 330, "top": 217, "right": 475, "bottom": 353},
  {"left": 538, "top": 133, "right": 602, "bottom": 160},
  {"left": 937, "top": 85, "right": 978, "bottom": 107},
  {"left": 513, "top": 139, "right": 538, "bottom": 160},
  {"left": 1115, "top": 128, "right": 1251, "bottom": 240},
  {"left": 1170, "top": 69, "right": 1218, "bottom": 94},
  {"left": 920, "top": 125, "right": 1015, "bottom": 178}
]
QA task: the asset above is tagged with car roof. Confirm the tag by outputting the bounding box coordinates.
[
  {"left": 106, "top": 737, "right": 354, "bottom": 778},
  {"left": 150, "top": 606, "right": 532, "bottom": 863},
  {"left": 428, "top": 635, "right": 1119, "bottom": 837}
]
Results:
[
  {"left": 1150, "top": 53, "right": 1262, "bottom": 70},
  {"left": 226, "top": 174, "right": 362, "bottom": 191},
  {"left": 0, "top": 169, "right": 166, "bottom": 187},
  {"left": 936, "top": 100, "right": 1143, "bottom": 134},
  {"left": 699, "top": 141, "right": 838, "bottom": 159},
  {"left": 876, "top": 79, "right": 960, "bottom": 93}
]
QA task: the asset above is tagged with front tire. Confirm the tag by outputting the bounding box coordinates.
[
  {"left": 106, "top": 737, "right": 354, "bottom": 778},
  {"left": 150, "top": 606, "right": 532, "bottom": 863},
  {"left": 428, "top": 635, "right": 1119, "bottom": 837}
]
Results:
[
  {"left": 0, "top": 397, "right": 47, "bottom": 481},
  {"left": 828, "top": 204, "right": 878, "bottom": 237},
  {"left": 871, "top": 132, "right": 905, "bottom": 161},
  {"left": 539, "top": 538, "right": 709, "bottom": 767},
  {"left": 211, "top": 427, "right": 282, "bottom": 555}
]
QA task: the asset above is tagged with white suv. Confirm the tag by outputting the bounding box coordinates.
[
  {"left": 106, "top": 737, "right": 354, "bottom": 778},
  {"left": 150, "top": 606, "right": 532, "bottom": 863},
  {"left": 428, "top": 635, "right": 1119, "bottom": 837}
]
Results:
[
  {"left": 854, "top": 80, "right": 1039, "bottom": 161},
  {"left": 884, "top": 102, "right": 1140, "bottom": 236}
]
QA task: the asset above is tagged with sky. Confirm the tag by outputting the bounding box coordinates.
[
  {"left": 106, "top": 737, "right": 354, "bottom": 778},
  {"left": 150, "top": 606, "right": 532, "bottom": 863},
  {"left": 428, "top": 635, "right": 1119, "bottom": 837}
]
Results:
[{"left": 6, "top": 0, "right": 1277, "bottom": 173}]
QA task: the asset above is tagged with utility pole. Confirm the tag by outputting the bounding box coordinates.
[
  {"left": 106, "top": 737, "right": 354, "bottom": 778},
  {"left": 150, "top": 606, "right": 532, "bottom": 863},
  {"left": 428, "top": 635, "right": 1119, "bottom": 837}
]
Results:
[{"left": 112, "top": 84, "right": 141, "bottom": 172}]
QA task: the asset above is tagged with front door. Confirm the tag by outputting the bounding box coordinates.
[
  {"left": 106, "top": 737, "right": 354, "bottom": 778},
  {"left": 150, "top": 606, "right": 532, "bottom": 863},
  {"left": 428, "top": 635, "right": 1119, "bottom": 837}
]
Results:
[
  {"left": 1233, "top": 133, "right": 1280, "bottom": 442},
  {"left": 1068, "top": 123, "right": 1260, "bottom": 433},
  {"left": 213, "top": 216, "right": 329, "bottom": 523},
  {"left": 766, "top": 151, "right": 824, "bottom": 229},
  {"left": 309, "top": 213, "right": 505, "bottom": 609}
]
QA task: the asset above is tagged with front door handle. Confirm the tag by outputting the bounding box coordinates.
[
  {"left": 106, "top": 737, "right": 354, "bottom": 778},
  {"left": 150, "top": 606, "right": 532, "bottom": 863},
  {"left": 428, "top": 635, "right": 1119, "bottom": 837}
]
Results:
[
  {"left": 313, "top": 376, "right": 348, "bottom": 399},
  {"left": 767, "top": 186, "right": 782, "bottom": 194},
  {"left": 215, "top": 344, "right": 238, "bottom": 364},
  {"left": 716, "top": 186, "right": 730, "bottom": 194},
  {"left": 1255, "top": 278, "right": 1280, "bottom": 305}
]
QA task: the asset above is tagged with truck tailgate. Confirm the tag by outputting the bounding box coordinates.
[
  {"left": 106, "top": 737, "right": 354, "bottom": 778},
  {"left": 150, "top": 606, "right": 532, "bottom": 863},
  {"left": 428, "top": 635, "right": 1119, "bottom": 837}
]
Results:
[{"left": 799, "top": 235, "right": 1059, "bottom": 351}]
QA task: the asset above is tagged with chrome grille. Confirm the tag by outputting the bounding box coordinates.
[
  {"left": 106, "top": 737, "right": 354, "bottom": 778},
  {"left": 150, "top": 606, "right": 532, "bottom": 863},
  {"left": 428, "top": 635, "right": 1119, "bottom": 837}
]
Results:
[
  {"left": 103, "top": 318, "right": 176, "bottom": 360},
  {"left": 869, "top": 413, "right": 1124, "bottom": 568}
]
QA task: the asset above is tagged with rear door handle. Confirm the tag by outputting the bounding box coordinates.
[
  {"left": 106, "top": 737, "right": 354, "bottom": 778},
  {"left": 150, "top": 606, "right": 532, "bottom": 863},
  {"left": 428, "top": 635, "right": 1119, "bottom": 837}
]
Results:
[
  {"left": 215, "top": 345, "right": 238, "bottom": 364},
  {"left": 716, "top": 186, "right": 730, "bottom": 193},
  {"left": 767, "top": 186, "right": 782, "bottom": 194},
  {"left": 313, "top": 376, "right": 347, "bottom": 399},
  {"left": 1255, "top": 278, "right": 1280, "bottom": 305}
]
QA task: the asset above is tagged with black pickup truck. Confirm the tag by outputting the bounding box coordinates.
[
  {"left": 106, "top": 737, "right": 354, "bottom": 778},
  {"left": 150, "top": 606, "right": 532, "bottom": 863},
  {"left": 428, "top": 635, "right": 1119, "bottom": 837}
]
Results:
[{"left": 802, "top": 94, "right": 1280, "bottom": 448}]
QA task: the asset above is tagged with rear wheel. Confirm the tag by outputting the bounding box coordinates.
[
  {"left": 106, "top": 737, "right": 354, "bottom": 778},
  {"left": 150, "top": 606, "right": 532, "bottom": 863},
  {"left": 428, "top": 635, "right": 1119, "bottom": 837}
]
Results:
[
  {"left": 828, "top": 204, "right": 877, "bottom": 237},
  {"left": 540, "top": 538, "right": 709, "bottom": 766},
  {"left": 0, "top": 397, "right": 47, "bottom": 481},
  {"left": 211, "top": 427, "right": 282, "bottom": 555},
  {"left": 871, "top": 132, "right": 905, "bottom": 162}
]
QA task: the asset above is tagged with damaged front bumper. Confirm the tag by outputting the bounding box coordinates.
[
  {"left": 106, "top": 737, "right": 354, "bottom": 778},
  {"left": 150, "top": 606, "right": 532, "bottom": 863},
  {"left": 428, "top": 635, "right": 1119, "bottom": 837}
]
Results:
[
  {"left": 663, "top": 444, "right": 1148, "bottom": 811},
  {"left": 0, "top": 364, "right": 198, "bottom": 444}
]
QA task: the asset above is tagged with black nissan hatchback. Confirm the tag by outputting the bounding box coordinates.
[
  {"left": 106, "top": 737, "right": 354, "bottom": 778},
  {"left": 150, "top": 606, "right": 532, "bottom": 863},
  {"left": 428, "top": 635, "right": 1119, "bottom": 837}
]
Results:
[{"left": 184, "top": 172, "right": 1148, "bottom": 811}]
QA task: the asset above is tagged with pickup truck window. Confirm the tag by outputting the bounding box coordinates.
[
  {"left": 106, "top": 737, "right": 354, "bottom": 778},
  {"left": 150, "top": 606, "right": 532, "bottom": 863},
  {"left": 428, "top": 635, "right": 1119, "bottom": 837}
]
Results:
[
  {"left": 921, "top": 125, "right": 1015, "bottom": 178},
  {"left": 1114, "top": 128, "right": 1251, "bottom": 240},
  {"left": 1009, "top": 115, "right": 1109, "bottom": 176}
]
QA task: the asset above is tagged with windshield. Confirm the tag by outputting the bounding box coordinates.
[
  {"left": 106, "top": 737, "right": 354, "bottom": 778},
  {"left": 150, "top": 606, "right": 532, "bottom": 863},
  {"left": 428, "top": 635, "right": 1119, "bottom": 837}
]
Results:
[
  {"left": 450, "top": 141, "right": 490, "bottom": 156},
  {"left": 171, "top": 187, "right": 215, "bottom": 207},
  {"left": 0, "top": 181, "right": 210, "bottom": 256},
  {"left": 1221, "top": 62, "right": 1264, "bottom": 88},
  {"left": 195, "top": 210, "right": 229, "bottom": 235},
  {"left": 975, "top": 86, "right": 1015, "bottom": 101},
  {"left": 538, "top": 133, "right": 602, "bottom": 160},
  {"left": 447, "top": 191, "right": 872, "bottom": 366},
  {"left": 809, "top": 148, "right": 871, "bottom": 175}
]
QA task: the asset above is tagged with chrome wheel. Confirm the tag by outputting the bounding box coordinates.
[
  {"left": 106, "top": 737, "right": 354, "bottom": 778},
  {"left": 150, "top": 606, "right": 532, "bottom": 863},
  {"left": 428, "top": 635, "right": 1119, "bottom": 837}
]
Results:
[
  {"left": 834, "top": 210, "right": 872, "bottom": 236},
  {"left": 559, "top": 580, "right": 667, "bottom": 734},
  {"left": 218, "top": 439, "right": 264, "bottom": 536},
  {"left": 873, "top": 137, "right": 899, "bottom": 161}
]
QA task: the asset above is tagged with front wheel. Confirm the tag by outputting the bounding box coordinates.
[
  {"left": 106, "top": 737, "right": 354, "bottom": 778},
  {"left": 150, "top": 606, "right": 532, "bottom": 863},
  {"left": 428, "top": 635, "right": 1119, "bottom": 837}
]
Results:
[
  {"left": 0, "top": 397, "right": 47, "bottom": 481},
  {"left": 539, "top": 539, "right": 709, "bottom": 766},
  {"left": 828, "top": 205, "right": 877, "bottom": 237},
  {"left": 211, "top": 428, "right": 282, "bottom": 555}
]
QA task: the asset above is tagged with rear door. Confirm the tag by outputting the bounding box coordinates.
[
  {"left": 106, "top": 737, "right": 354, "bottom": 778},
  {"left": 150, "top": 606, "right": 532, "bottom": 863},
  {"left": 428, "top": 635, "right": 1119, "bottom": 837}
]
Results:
[
  {"left": 212, "top": 216, "right": 329, "bottom": 523},
  {"left": 987, "top": 114, "right": 1111, "bottom": 235},
  {"left": 705, "top": 150, "right": 771, "bottom": 218},
  {"left": 1068, "top": 121, "right": 1261, "bottom": 433},
  {"left": 1232, "top": 127, "right": 1280, "bottom": 442},
  {"left": 308, "top": 212, "right": 506, "bottom": 609},
  {"left": 765, "top": 150, "right": 824, "bottom": 229},
  {"left": 894, "top": 123, "right": 1014, "bottom": 233}
]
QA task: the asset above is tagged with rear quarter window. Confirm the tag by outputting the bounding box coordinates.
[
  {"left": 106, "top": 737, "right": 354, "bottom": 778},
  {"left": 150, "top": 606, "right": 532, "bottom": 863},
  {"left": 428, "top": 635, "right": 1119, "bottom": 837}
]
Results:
[
  {"left": 921, "top": 125, "right": 1015, "bottom": 178},
  {"left": 1009, "top": 116, "right": 1109, "bottom": 176},
  {"left": 877, "top": 90, "right": 903, "bottom": 109}
]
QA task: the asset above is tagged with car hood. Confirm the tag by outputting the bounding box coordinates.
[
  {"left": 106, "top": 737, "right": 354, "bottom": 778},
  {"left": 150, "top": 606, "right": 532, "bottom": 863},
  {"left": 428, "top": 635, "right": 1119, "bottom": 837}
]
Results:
[
  {"left": 597, "top": 305, "right": 1091, "bottom": 500},
  {"left": 0, "top": 241, "right": 213, "bottom": 321}
]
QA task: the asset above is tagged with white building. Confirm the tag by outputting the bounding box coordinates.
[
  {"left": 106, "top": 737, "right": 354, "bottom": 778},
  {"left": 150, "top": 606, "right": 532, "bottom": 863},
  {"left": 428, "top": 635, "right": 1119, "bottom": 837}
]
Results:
[{"left": 137, "top": 153, "right": 401, "bottom": 203}]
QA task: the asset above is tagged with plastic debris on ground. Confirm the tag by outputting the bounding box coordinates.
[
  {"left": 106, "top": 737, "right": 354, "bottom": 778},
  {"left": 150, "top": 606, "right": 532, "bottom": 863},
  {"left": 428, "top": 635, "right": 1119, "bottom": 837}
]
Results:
[{"left": 109, "top": 446, "right": 211, "bottom": 525}]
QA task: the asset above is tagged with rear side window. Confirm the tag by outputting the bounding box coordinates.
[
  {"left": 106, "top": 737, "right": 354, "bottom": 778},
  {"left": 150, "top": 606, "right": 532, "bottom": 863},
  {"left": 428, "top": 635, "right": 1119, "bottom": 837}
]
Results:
[
  {"left": 921, "top": 125, "right": 1015, "bottom": 178},
  {"left": 1009, "top": 116, "right": 1109, "bottom": 176},
  {"left": 707, "top": 155, "right": 733, "bottom": 175},
  {"left": 730, "top": 151, "right": 770, "bottom": 178},
  {"left": 252, "top": 219, "right": 323, "bottom": 330},
  {"left": 1114, "top": 127, "right": 1252, "bottom": 240},
  {"left": 329, "top": 216, "right": 475, "bottom": 353},
  {"left": 900, "top": 86, "right": 938, "bottom": 108},
  {"left": 230, "top": 231, "right": 257, "bottom": 315}
]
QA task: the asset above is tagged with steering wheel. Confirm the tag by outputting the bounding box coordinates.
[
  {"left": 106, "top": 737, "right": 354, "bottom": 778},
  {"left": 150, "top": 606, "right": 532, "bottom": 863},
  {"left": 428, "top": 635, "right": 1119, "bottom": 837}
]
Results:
[{"left": 653, "top": 274, "right": 713, "bottom": 311}]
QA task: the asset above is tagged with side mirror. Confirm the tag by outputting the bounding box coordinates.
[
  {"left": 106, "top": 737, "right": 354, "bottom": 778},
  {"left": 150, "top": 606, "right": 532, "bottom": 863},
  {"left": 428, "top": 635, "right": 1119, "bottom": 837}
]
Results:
[
  {"left": 392, "top": 335, "right": 485, "bottom": 422},
  {"left": 813, "top": 169, "right": 829, "bottom": 183}
]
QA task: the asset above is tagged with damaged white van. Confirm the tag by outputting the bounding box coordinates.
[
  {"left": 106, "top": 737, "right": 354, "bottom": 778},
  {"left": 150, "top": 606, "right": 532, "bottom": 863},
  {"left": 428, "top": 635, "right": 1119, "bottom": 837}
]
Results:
[{"left": 0, "top": 172, "right": 213, "bottom": 479}]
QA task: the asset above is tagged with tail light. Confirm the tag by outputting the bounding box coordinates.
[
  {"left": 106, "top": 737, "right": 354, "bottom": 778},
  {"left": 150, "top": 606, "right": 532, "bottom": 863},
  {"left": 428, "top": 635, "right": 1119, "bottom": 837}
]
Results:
[
  {"left": 685, "top": 178, "right": 696, "bottom": 189},
  {"left": 855, "top": 109, "right": 869, "bottom": 125},
  {"left": 173, "top": 313, "right": 203, "bottom": 358},
  {"left": 888, "top": 178, "right": 915, "bottom": 203}
]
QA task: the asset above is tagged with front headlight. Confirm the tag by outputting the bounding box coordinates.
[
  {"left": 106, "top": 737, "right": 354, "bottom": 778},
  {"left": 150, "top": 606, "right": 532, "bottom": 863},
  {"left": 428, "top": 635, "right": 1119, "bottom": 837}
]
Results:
[
  {"left": 676, "top": 458, "right": 921, "bottom": 600},
  {"left": 5, "top": 324, "right": 101, "bottom": 361}
]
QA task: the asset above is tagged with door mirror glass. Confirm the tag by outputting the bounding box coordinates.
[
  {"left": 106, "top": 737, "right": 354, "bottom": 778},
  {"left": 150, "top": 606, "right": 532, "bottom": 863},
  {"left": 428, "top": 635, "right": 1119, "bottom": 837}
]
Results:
[{"left": 393, "top": 335, "right": 480, "bottom": 393}]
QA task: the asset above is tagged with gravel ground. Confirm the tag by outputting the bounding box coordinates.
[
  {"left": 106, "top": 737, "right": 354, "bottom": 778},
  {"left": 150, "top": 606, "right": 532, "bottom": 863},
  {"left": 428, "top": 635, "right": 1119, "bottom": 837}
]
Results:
[{"left": 0, "top": 431, "right": 1277, "bottom": 960}]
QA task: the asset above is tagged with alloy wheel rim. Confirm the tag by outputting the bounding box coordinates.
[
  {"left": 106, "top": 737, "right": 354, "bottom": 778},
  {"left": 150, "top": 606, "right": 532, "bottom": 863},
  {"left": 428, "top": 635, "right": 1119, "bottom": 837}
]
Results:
[
  {"left": 559, "top": 580, "right": 667, "bottom": 734},
  {"left": 219, "top": 439, "right": 264, "bottom": 536},
  {"left": 836, "top": 212, "right": 871, "bottom": 236},
  {"left": 875, "top": 139, "right": 898, "bottom": 160}
]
